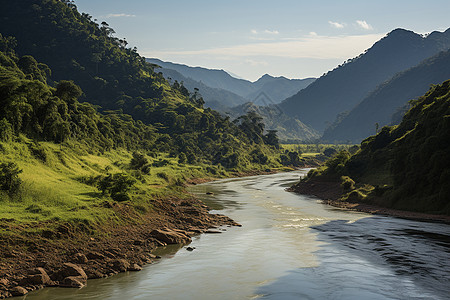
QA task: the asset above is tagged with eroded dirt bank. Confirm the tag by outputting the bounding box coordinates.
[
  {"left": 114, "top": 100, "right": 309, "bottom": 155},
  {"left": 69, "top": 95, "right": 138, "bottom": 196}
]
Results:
[{"left": 0, "top": 195, "right": 239, "bottom": 298}]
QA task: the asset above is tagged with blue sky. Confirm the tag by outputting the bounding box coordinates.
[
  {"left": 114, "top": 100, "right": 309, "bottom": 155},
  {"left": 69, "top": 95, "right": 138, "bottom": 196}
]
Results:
[{"left": 76, "top": 0, "right": 450, "bottom": 81}]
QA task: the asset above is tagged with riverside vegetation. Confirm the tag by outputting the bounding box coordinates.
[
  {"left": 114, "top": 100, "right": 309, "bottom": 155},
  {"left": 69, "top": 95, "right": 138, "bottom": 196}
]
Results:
[
  {"left": 0, "top": 0, "right": 324, "bottom": 297},
  {"left": 290, "top": 80, "right": 450, "bottom": 217}
]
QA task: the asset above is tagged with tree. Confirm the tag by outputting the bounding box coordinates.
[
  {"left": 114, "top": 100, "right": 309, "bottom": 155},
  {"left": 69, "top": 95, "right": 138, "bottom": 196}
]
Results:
[
  {"left": 0, "top": 118, "right": 13, "bottom": 141},
  {"left": 0, "top": 162, "right": 22, "bottom": 195},
  {"left": 264, "top": 130, "right": 279, "bottom": 147},
  {"left": 55, "top": 80, "right": 82, "bottom": 104},
  {"left": 234, "top": 111, "right": 265, "bottom": 144},
  {"left": 178, "top": 152, "right": 187, "bottom": 164},
  {"left": 97, "top": 173, "right": 136, "bottom": 202}
]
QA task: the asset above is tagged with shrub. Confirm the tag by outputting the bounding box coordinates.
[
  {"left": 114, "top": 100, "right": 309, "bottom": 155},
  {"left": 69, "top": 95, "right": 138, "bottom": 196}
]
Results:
[
  {"left": 156, "top": 172, "right": 169, "bottom": 181},
  {"left": 325, "top": 150, "right": 351, "bottom": 174},
  {"left": 323, "top": 147, "right": 337, "bottom": 157},
  {"left": 152, "top": 159, "right": 170, "bottom": 167},
  {"left": 341, "top": 176, "right": 355, "bottom": 191},
  {"left": 346, "top": 190, "right": 366, "bottom": 203},
  {"left": 178, "top": 152, "right": 187, "bottom": 164},
  {"left": 97, "top": 173, "right": 136, "bottom": 202},
  {"left": 0, "top": 119, "right": 13, "bottom": 142},
  {"left": 29, "top": 143, "right": 47, "bottom": 162},
  {"left": 0, "top": 162, "right": 22, "bottom": 195},
  {"left": 130, "top": 152, "right": 148, "bottom": 169}
]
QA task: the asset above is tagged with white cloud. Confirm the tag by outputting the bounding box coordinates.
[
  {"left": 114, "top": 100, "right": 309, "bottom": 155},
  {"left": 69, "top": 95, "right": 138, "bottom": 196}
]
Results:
[
  {"left": 245, "top": 59, "right": 269, "bottom": 66},
  {"left": 251, "top": 29, "right": 279, "bottom": 35},
  {"left": 356, "top": 20, "right": 373, "bottom": 30},
  {"left": 328, "top": 21, "right": 345, "bottom": 29},
  {"left": 105, "top": 13, "right": 136, "bottom": 18},
  {"left": 264, "top": 30, "right": 279, "bottom": 35},
  {"left": 145, "top": 33, "right": 384, "bottom": 60},
  {"left": 309, "top": 31, "right": 318, "bottom": 37}
]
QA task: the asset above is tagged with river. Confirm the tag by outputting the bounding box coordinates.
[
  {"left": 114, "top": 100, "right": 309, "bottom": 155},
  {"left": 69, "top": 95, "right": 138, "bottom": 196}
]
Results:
[{"left": 26, "top": 170, "right": 450, "bottom": 299}]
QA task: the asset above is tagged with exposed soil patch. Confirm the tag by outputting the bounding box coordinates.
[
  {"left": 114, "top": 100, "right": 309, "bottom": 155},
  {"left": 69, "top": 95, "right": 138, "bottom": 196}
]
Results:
[{"left": 0, "top": 194, "right": 239, "bottom": 298}]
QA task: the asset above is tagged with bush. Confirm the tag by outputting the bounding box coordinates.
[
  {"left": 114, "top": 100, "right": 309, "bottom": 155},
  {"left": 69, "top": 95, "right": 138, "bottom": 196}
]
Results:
[
  {"left": 341, "top": 176, "right": 355, "bottom": 191},
  {"left": 152, "top": 159, "right": 170, "bottom": 167},
  {"left": 325, "top": 150, "right": 351, "bottom": 174},
  {"left": 346, "top": 190, "right": 366, "bottom": 203},
  {"left": 130, "top": 152, "right": 148, "bottom": 169},
  {"left": 0, "top": 162, "right": 22, "bottom": 195},
  {"left": 0, "top": 118, "right": 13, "bottom": 142},
  {"left": 156, "top": 172, "right": 169, "bottom": 181},
  {"left": 29, "top": 143, "right": 47, "bottom": 162},
  {"left": 250, "top": 149, "right": 268, "bottom": 164},
  {"left": 97, "top": 173, "right": 136, "bottom": 202},
  {"left": 178, "top": 152, "right": 187, "bottom": 164},
  {"left": 323, "top": 147, "right": 337, "bottom": 157}
]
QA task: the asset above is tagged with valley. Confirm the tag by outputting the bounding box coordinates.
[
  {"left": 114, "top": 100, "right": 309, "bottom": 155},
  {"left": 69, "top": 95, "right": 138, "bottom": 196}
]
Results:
[{"left": 0, "top": 0, "right": 449, "bottom": 299}]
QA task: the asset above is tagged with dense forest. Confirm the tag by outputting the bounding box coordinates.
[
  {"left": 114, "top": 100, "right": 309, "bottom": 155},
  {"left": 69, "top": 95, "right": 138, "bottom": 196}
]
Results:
[
  {"left": 0, "top": 0, "right": 309, "bottom": 233},
  {"left": 0, "top": 0, "right": 287, "bottom": 170},
  {"left": 299, "top": 80, "right": 450, "bottom": 215}
]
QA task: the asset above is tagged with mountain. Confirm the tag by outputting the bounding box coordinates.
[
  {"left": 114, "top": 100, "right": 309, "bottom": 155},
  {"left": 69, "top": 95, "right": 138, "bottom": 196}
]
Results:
[
  {"left": 280, "top": 28, "right": 450, "bottom": 133},
  {"left": 246, "top": 74, "right": 315, "bottom": 104},
  {"left": 147, "top": 58, "right": 254, "bottom": 97},
  {"left": 154, "top": 67, "right": 248, "bottom": 111},
  {"left": 147, "top": 58, "right": 315, "bottom": 105},
  {"left": 322, "top": 49, "right": 450, "bottom": 143},
  {"left": 293, "top": 80, "right": 450, "bottom": 215},
  {"left": 227, "top": 102, "right": 319, "bottom": 142}
]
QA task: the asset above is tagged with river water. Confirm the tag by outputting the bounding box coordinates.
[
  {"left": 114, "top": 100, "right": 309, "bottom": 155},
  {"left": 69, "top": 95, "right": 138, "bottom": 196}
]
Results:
[{"left": 26, "top": 170, "right": 450, "bottom": 299}]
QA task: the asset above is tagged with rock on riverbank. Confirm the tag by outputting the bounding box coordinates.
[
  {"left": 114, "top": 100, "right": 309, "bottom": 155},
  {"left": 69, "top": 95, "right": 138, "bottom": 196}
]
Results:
[{"left": 0, "top": 195, "right": 240, "bottom": 298}]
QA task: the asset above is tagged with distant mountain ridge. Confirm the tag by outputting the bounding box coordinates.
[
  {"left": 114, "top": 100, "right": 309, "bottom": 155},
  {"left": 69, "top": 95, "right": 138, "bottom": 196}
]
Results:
[
  {"left": 322, "top": 49, "right": 450, "bottom": 143},
  {"left": 279, "top": 28, "right": 450, "bottom": 133},
  {"left": 147, "top": 58, "right": 315, "bottom": 106},
  {"left": 153, "top": 67, "right": 248, "bottom": 111},
  {"left": 147, "top": 58, "right": 317, "bottom": 142}
]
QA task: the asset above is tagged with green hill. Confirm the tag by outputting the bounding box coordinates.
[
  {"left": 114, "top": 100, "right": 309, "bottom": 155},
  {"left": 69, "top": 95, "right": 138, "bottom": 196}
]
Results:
[
  {"left": 322, "top": 49, "right": 450, "bottom": 143},
  {"left": 297, "top": 80, "right": 450, "bottom": 215},
  {"left": 0, "top": 0, "right": 285, "bottom": 168},
  {"left": 0, "top": 0, "right": 294, "bottom": 228}
]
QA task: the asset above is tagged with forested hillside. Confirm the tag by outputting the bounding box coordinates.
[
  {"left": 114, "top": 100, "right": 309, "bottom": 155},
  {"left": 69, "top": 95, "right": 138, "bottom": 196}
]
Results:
[
  {"left": 296, "top": 80, "right": 450, "bottom": 215},
  {"left": 0, "top": 0, "right": 283, "bottom": 168},
  {"left": 280, "top": 28, "right": 450, "bottom": 132},
  {"left": 322, "top": 49, "right": 450, "bottom": 143}
]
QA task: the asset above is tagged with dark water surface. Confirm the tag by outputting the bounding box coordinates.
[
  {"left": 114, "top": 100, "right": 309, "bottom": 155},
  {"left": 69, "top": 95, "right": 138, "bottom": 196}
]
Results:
[{"left": 25, "top": 170, "right": 450, "bottom": 299}]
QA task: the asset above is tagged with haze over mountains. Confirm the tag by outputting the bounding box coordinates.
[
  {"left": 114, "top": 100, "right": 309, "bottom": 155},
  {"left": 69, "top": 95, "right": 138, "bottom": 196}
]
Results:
[
  {"left": 147, "top": 58, "right": 318, "bottom": 142},
  {"left": 147, "top": 58, "right": 315, "bottom": 107},
  {"left": 279, "top": 28, "right": 450, "bottom": 134},
  {"left": 322, "top": 49, "right": 450, "bottom": 143}
]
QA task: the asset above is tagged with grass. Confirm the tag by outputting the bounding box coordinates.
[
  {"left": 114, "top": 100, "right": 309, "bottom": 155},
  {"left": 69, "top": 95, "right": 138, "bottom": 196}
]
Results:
[
  {"left": 0, "top": 139, "right": 231, "bottom": 225},
  {"left": 281, "top": 144, "right": 356, "bottom": 157},
  {"left": 0, "top": 140, "right": 310, "bottom": 227}
]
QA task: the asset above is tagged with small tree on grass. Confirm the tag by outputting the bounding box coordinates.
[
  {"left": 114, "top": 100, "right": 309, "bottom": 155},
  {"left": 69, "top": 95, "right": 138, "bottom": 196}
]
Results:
[
  {"left": 0, "top": 162, "right": 22, "bottom": 195},
  {"left": 97, "top": 173, "right": 136, "bottom": 202}
]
